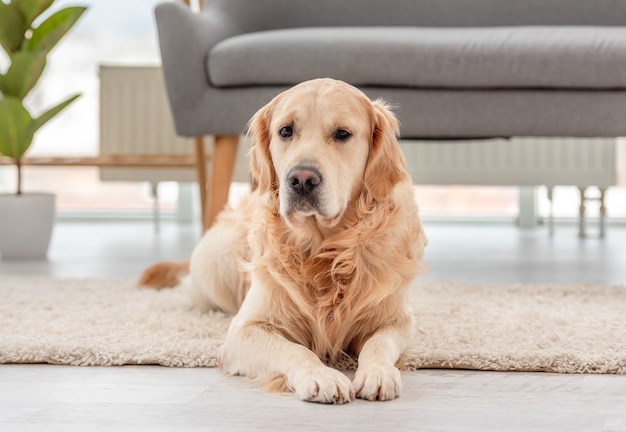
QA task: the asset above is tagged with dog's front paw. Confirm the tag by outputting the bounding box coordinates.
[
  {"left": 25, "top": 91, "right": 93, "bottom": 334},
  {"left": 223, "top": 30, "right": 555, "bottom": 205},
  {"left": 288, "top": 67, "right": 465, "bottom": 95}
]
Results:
[
  {"left": 352, "top": 364, "right": 402, "bottom": 401},
  {"left": 291, "top": 366, "right": 354, "bottom": 404}
]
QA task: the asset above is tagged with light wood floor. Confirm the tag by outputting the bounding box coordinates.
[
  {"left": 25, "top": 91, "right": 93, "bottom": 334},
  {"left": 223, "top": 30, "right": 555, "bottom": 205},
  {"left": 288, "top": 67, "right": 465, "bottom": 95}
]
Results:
[{"left": 1, "top": 218, "right": 625, "bottom": 431}]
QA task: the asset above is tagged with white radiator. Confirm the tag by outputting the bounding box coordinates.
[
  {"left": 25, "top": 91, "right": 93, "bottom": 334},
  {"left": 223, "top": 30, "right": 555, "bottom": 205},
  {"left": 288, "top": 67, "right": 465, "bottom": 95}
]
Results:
[
  {"left": 401, "top": 137, "right": 616, "bottom": 189},
  {"left": 98, "top": 65, "right": 249, "bottom": 184}
]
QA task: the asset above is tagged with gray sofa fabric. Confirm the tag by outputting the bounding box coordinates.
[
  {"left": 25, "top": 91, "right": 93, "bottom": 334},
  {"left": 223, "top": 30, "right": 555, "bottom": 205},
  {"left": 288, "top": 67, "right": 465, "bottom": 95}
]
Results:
[
  {"left": 209, "top": 27, "right": 626, "bottom": 89},
  {"left": 205, "top": 0, "right": 626, "bottom": 30},
  {"left": 155, "top": 0, "right": 626, "bottom": 138}
]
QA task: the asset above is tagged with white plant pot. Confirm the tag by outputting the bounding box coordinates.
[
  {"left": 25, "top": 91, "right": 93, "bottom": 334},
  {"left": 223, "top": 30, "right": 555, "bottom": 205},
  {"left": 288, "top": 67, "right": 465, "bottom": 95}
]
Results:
[{"left": 0, "top": 193, "right": 56, "bottom": 259}]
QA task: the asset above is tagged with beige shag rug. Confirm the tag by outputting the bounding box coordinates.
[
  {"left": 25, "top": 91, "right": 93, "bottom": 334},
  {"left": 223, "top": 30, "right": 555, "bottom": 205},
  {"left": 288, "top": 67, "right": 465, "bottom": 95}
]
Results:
[{"left": 1, "top": 277, "right": 625, "bottom": 374}]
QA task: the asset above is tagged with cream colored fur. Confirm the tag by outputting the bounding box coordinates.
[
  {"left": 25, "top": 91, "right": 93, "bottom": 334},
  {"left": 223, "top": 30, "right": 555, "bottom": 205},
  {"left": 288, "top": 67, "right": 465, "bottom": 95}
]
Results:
[{"left": 149, "top": 79, "right": 427, "bottom": 404}]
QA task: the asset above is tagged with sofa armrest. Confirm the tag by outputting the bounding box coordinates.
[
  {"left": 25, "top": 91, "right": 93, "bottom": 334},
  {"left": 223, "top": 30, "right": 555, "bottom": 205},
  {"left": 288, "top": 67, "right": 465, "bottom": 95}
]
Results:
[{"left": 155, "top": 2, "right": 241, "bottom": 132}]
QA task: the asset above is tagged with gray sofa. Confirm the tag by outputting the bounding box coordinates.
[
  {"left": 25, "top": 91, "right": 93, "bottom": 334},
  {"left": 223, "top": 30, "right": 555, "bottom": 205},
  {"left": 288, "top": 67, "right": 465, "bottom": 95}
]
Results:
[{"left": 155, "top": 0, "right": 626, "bottom": 228}]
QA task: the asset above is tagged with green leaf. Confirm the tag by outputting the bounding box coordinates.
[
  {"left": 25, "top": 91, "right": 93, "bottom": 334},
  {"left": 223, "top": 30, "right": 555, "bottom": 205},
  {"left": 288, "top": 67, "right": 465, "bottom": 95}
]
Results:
[
  {"left": 17, "top": 0, "right": 55, "bottom": 29},
  {"left": 31, "top": 93, "right": 80, "bottom": 133},
  {"left": 25, "top": 6, "right": 86, "bottom": 53},
  {"left": 0, "top": 1, "right": 27, "bottom": 55},
  {"left": 0, "top": 50, "right": 47, "bottom": 99},
  {"left": 0, "top": 96, "right": 35, "bottom": 160}
]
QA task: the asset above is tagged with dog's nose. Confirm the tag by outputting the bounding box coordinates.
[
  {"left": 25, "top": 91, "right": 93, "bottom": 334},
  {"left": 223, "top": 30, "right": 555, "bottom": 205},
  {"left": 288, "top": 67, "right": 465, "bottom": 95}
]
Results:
[{"left": 287, "top": 166, "right": 322, "bottom": 194}]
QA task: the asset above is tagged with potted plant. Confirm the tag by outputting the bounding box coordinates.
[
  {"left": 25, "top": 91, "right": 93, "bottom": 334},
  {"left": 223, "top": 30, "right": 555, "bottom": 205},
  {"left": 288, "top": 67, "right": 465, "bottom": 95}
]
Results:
[{"left": 0, "top": 0, "right": 86, "bottom": 259}]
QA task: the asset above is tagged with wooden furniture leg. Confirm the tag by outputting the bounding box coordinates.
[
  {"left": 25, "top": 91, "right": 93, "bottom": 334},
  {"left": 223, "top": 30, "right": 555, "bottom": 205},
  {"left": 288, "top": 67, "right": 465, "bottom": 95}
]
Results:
[
  {"left": 194, "top": 137, "right": 208, "bottom": 226},
  {"left": 204, "top": 135, "right": 239, "bottom": 231}
]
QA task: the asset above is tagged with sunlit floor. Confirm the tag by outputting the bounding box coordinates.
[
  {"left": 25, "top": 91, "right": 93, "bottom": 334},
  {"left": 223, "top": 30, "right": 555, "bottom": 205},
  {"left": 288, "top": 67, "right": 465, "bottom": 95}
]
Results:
[
  {"left": 2, "top": 217, "right": 625, "bottom": 285},
  {"left": 1, "top": 218, "right": 625, "bottom": 431}
]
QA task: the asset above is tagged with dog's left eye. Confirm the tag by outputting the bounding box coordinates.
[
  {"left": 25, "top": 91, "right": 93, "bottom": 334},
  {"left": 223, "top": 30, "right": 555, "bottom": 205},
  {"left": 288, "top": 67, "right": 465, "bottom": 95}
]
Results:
[{"left": 334, "top": 129, "right": 351, "bottom": 141}]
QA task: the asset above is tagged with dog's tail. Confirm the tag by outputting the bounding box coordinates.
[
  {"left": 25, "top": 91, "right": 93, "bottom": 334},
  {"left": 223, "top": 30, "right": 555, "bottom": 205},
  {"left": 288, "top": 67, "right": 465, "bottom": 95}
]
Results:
[{"left": 138, "top": 260, "right": 190, "bottom": 289}]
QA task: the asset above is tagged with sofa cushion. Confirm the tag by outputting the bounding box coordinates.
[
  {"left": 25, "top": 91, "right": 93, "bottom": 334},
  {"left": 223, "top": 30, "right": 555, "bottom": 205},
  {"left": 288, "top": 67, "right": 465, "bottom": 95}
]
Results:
[{"left": 208, "top": 27, "right": 626, "bottom": 89}]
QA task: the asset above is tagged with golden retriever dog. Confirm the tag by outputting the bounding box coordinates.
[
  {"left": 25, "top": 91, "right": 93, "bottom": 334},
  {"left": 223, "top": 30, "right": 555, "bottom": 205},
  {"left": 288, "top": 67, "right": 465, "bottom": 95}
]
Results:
[{"left": 140, "top": 78, "right": 427, "bottom": 404}]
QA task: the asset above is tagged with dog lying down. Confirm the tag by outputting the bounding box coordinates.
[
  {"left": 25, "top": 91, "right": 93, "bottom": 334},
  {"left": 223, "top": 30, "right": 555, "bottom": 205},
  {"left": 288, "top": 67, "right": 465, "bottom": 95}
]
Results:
[{"left": 140, "top": 78, "right": 427, "bottom": 404}]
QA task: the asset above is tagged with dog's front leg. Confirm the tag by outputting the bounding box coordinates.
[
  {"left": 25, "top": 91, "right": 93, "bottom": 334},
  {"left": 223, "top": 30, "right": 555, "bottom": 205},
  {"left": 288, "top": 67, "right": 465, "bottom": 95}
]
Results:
[
  {"left": 352, "top": 324, "right": 411, "bottom": 401},
  {"left": 218, "top": 287, "right": 354, "bottom": 404}
]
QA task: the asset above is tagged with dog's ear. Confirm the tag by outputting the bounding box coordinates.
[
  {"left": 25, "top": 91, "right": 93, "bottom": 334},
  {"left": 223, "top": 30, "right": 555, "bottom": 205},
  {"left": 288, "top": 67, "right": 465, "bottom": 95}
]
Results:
[
  {"left": 247, "top": 101, "right": 277, "bottom": 194},
  {"left": 363, "top": 100, "right": 408, "bottom": 202}
]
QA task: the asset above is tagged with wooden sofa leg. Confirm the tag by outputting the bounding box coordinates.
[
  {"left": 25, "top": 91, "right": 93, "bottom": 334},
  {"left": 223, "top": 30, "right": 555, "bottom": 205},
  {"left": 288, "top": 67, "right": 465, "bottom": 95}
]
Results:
[
  {"left": 204, "top": 135, "right": 239, "bottom": 231},
  {"left": 194, "top": 137, "right": 208, "bottom": 227}
]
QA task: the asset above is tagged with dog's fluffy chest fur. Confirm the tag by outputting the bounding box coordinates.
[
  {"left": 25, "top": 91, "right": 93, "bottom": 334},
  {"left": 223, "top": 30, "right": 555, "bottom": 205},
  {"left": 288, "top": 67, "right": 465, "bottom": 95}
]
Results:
[{"left": 249, "top": 188, "right": 423, "bottom": 359}]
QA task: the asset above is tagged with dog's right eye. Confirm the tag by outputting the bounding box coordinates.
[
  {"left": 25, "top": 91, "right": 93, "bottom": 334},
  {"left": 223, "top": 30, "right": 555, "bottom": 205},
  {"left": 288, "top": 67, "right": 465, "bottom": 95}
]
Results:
[{"left": 279, "top": 126, "right": 293, "bottom": 139}]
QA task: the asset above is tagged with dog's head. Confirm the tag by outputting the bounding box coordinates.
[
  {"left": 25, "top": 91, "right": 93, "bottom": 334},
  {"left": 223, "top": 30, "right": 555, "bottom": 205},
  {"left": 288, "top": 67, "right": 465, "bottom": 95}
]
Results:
[{"left": 248, "top": 78, "right": 407, "bottom": 229}]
